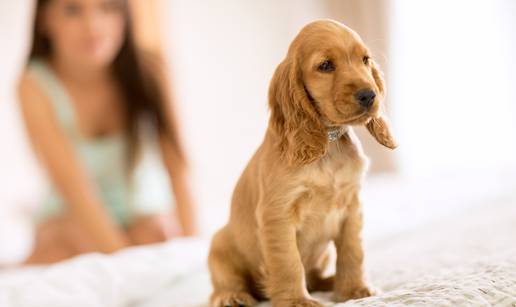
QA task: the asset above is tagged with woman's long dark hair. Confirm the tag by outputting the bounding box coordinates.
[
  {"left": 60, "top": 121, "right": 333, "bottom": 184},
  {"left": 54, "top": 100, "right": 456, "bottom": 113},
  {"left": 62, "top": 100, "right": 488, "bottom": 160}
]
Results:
[{"left": 28, "top": 0, "right": 185, "bottom": 169}]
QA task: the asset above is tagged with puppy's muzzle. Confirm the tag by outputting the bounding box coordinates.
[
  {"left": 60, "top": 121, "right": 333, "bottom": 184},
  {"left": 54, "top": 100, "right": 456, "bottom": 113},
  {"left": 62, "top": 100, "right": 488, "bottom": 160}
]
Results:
[{"left": 355, "top": 89, "right": 376, "bottom": 109}]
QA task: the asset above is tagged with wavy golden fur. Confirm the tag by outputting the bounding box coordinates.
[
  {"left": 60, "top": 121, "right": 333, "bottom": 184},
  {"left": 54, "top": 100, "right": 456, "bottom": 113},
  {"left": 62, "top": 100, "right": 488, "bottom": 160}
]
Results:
[{"left": 208, "top": 20, "right": 396, "bottom": 307}]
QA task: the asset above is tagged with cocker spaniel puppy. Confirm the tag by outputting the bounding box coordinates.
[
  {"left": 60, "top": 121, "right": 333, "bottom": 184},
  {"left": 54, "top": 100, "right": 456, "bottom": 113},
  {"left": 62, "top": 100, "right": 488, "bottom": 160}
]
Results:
[{"left": 208, "top": 19, "right": 396, "bottom": 307}]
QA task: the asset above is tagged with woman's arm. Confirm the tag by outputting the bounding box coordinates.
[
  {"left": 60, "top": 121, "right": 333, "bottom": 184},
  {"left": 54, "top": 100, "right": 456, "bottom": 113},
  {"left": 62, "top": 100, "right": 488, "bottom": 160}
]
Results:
[
  {"left": 18, "top": 73, "right": 130, "bottom": 253},
  {"left": 159, "top": 134, "right": 198, "bottom": 236},
  {"left": 145, "top": 52, "right": 198, "bottom": 236}
]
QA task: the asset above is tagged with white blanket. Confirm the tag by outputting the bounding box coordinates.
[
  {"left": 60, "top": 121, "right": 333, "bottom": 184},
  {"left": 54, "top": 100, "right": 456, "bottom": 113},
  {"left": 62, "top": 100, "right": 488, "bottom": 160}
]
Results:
[
  {"left": 1, "top": 174, "right": 515, "bottom": 307},
  {"left": 140, "top": 198, "right": 516, "bottom": 307}
]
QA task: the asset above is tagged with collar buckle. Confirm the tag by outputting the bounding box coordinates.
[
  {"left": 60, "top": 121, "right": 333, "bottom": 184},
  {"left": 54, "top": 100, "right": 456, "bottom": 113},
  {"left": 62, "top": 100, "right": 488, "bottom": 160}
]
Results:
[{"left": 327, "top": 126, "right": 347, "bottom": 142}]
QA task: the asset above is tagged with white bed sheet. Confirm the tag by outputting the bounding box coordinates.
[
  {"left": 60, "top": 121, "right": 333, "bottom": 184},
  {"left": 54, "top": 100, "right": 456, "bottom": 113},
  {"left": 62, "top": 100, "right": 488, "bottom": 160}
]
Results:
[
  {"left": 1, "top": 172, "right": 515, "bottom": 307},
  {"left": 141, "top": 191, "right": 516, "bottom": 307}
]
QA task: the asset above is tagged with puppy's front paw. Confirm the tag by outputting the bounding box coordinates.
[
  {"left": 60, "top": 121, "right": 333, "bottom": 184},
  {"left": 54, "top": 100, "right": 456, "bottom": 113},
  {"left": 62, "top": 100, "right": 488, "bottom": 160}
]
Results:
[
  {"left": 210, "top": 291, "right": 257, "bottom": 307},
  {"left": 333, "top": 285, "right": 376, "bottom": 302},
  {"left": 273, "top": 297, "right": 323, "bottom": 307}
]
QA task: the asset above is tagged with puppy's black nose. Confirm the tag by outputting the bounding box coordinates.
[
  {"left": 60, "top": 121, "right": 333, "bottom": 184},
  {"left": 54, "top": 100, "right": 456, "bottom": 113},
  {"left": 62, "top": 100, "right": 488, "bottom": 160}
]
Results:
[{"left": 355, "top": 89, "right": 376, "bottom": 108}]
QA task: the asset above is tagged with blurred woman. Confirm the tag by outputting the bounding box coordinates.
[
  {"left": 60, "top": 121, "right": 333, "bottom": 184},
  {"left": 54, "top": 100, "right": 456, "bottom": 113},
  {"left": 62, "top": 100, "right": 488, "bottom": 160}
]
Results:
[{"left": 18, "top": 0, "right": 197, "bottom": 264}]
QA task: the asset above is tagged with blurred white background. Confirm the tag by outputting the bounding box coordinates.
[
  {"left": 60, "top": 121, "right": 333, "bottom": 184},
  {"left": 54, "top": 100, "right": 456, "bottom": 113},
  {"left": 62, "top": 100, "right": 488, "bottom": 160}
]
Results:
[
  {"left": 1, "top": 0, "right": 515, "bottom": 264},
  {"left": 391, "top": 0, "right": 516, "bottom": 175}
]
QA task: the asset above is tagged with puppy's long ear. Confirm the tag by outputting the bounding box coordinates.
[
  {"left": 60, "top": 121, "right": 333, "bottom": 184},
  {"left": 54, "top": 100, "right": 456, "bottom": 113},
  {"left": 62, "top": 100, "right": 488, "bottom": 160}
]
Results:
[
  {"left": 366, "top": 117, "right": 397, "bottom": 149},
  {"left": 365, "top": 60, "right": 397, "bottom": 149},
  {"left": 268, "top": 58, "right": 326, "bottom": 166}
]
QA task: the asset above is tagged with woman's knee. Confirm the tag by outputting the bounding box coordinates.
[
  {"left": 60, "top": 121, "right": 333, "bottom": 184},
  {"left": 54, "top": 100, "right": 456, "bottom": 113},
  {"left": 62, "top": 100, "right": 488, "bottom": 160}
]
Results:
[
  {"left": 24, "top": 217, "right": 74, "bottom": 264},
  {"left": 127, "top": 213, "right": 179, "bottom": 245}
]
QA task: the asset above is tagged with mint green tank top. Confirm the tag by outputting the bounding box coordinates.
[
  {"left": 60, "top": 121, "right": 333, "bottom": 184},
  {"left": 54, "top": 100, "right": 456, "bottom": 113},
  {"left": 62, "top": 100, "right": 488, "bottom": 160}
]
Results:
[{"left": 28, "top": 59, "right": 171, "bottom": 228}]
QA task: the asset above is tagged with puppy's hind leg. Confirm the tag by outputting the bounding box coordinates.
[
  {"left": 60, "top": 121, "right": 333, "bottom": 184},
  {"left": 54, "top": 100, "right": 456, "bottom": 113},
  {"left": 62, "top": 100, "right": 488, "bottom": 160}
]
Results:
[
  {"left": 208, "top": 228, "right": 257, "bottom": 307},
  {"left": 307, "top": 273, "right": 335, "bottom": 293},
  {"left": 307, "top": 249, "right": 335, "bottom": 293}
]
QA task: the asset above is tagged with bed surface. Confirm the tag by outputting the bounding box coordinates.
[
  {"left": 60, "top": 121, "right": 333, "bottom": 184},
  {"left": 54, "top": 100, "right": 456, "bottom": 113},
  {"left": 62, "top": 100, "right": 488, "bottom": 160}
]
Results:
[{"left": 1, "top": 173, "right": 515, "bottom": 307}]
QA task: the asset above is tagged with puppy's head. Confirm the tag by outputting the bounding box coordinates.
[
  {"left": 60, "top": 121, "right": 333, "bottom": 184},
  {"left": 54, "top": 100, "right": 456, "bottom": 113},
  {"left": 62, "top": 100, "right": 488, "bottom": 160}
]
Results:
[{"left": 269, "top": 20, "right": 396, "bottom": 166}]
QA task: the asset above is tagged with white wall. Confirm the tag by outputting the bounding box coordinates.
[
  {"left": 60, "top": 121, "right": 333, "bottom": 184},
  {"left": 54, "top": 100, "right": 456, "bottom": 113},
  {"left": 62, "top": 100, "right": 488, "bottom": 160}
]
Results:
[
  {"left": 0, "top": 0, "right": 40, "bottom": 263},
  {"left": 0, "top": 1, "right": 44, "bottom": 202},
  {"left": 161, "top": 0, "right": 331, "bottom": 233},
  {"left": 164, "top": 0, "right": 516, "bottom": 233},
  {"left": 391, "top": 0, "right": 516, "bottom": 176}
]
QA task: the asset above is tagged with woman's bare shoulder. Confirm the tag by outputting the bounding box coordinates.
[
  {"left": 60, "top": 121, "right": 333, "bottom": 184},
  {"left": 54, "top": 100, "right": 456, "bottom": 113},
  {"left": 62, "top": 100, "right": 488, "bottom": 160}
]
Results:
[{"left": 18, "top": 69, "right": 54, "bottom": 116}]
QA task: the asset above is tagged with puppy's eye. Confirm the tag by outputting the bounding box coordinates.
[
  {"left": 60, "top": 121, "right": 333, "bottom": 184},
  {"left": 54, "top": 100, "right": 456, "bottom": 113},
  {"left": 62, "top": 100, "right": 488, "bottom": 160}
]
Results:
[
  {"left": 318, "top": 60, "right": 335, "bottom": 72},
  {"left": 363, "top": 55, "right": 370, "bottom": 65}
]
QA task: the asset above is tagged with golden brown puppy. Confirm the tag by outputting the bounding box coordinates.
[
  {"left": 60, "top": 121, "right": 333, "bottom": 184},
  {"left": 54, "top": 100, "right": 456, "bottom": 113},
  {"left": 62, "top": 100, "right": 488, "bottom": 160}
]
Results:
[{"left": 208, "top": 19, "right": 396, "bottom": 307}]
